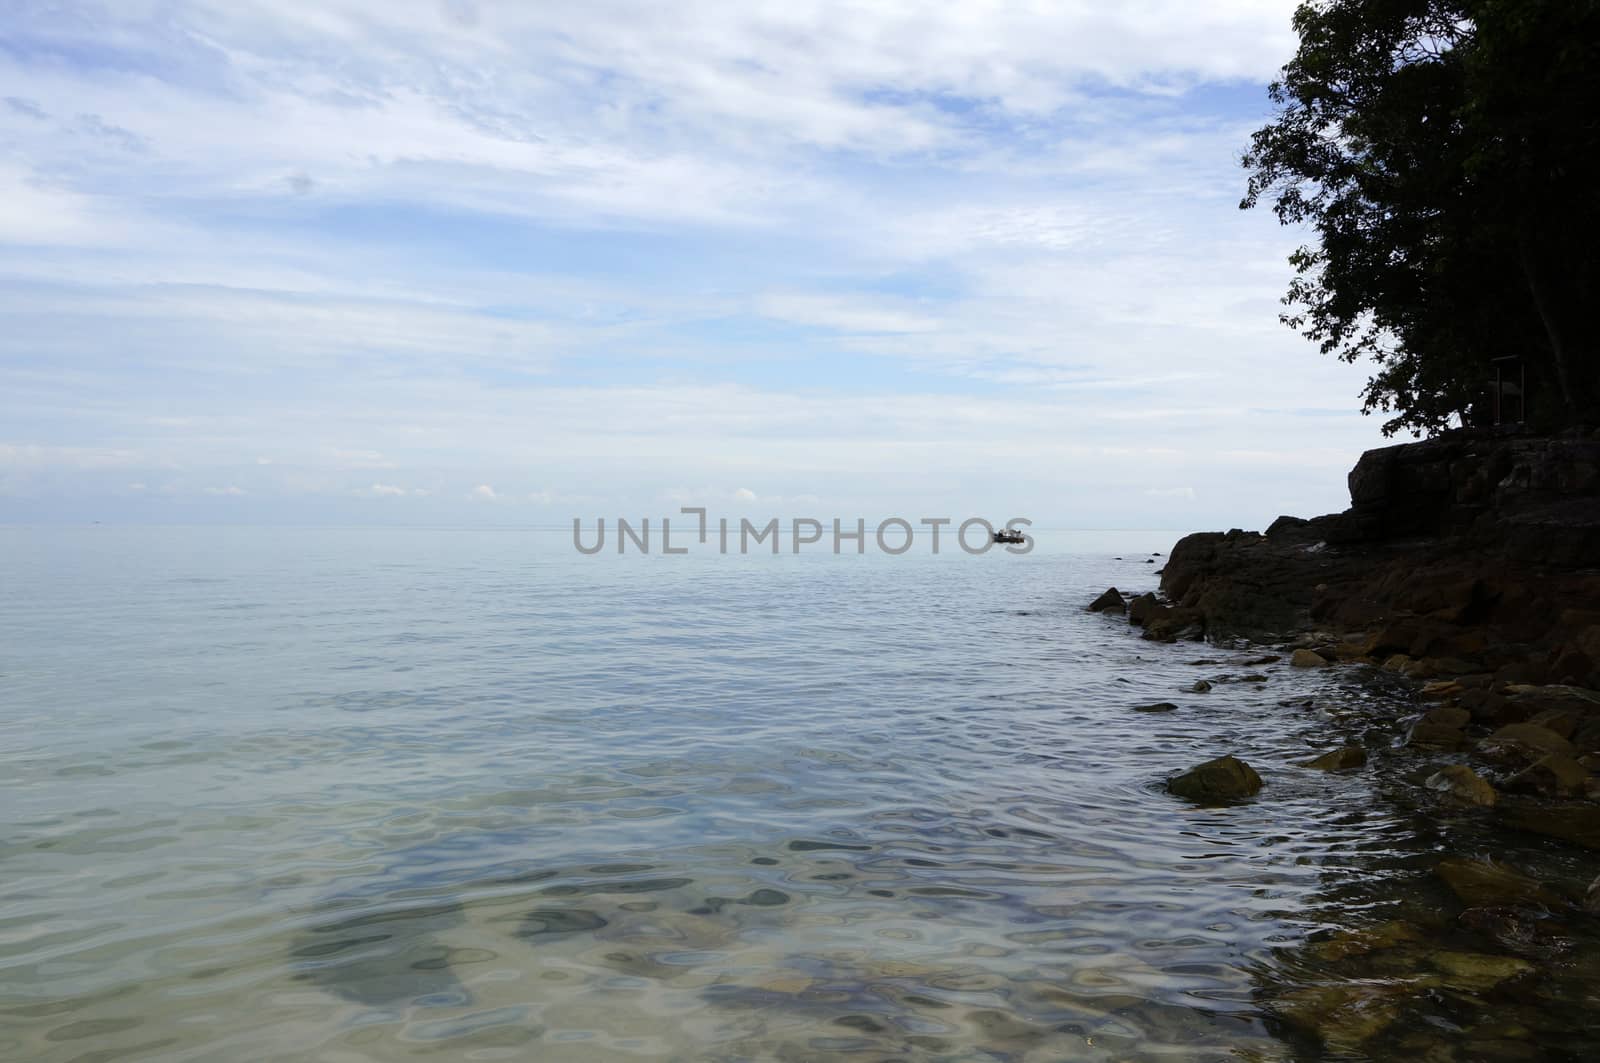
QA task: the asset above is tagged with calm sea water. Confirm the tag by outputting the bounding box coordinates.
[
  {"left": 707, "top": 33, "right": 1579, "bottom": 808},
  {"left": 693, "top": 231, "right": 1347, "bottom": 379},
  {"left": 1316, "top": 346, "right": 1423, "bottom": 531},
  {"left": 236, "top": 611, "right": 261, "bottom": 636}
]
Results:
[{"left": 0, "top": 526, "right": 1493, "bottom": 1061}]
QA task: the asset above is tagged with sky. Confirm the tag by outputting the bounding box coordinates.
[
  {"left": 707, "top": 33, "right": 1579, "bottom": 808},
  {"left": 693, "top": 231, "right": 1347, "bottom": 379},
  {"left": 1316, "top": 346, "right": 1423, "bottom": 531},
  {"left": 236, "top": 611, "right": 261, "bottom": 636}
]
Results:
[{"left": 0, "top": 0, "right": 1397, "bottom": 530}]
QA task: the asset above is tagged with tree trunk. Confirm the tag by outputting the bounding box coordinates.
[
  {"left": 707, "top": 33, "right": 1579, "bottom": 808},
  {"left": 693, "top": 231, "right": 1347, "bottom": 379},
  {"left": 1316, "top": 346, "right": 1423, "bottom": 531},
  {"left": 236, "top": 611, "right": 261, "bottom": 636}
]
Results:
[{"left": 1517, "top": 228, "right": 1579, "bottom": 426}]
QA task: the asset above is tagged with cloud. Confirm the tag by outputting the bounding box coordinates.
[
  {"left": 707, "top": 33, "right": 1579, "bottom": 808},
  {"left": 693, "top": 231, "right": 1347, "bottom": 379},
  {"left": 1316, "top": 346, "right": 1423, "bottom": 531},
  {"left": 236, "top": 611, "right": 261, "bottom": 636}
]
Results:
[
  {"left": 0, "top": 0, "right": 1399, "bottom": 530},
  {"left": 204, "top": 485, "right": 245, "bottom": 496},
  {"left": 733, "top": 487, "right": 758, "bottom": 501},
  {"left": 361, "top": 482, "right": 408, "bottom": 496},
  {"left": 1144, "top": 486, "right": 1197, "bottom": 500}
]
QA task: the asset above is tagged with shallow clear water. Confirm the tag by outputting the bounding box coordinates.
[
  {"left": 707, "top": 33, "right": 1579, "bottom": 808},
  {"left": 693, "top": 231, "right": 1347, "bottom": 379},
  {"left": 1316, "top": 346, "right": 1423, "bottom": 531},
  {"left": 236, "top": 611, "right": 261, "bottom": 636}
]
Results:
[{"left": 0, "top": 526, "right": 1544, "bottom": 1061}]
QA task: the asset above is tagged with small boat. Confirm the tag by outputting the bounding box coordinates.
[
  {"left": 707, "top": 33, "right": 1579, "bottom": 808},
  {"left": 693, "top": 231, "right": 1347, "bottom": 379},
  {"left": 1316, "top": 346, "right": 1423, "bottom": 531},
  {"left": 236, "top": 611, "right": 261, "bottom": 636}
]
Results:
[{"left": 992, "top": 529, "right": 1027, "bottom": 544}]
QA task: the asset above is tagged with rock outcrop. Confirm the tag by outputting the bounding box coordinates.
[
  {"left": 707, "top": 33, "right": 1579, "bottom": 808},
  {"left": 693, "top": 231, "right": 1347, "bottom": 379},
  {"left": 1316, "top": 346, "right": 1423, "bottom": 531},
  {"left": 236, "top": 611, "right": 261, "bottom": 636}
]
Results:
[{"left": 1145, "top": 428, "right": 1600, "bottom": 691}]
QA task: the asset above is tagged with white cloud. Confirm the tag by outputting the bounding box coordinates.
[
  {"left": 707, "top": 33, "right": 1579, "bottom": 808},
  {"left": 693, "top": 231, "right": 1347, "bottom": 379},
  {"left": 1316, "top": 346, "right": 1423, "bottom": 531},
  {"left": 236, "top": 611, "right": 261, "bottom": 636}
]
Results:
[
  {"left": 470, "top": 484, "right": 498, "bottom": 500},
  {"left": 733, "top": 487, "right": 758, "bottom": 501},
  {"left": 361, "top": 482, "right": 408, "bottom": 496},
  {"left": 204, "top": 485, "right": 245, "bottom": 496}
]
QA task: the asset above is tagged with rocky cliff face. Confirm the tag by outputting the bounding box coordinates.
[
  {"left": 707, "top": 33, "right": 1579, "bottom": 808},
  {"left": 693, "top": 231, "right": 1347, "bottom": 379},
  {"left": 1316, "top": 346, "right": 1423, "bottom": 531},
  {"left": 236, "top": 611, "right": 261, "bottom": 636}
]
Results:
[{"left": 1149, "top": 427, "right": 1600, "bottom": 689}]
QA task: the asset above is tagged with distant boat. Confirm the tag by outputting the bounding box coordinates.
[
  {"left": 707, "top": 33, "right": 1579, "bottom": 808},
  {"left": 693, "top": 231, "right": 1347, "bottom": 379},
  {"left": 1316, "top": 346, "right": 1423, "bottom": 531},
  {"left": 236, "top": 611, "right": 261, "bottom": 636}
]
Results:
[{"left": 992, "top": 529, "right": 1027, "bottom": 544}]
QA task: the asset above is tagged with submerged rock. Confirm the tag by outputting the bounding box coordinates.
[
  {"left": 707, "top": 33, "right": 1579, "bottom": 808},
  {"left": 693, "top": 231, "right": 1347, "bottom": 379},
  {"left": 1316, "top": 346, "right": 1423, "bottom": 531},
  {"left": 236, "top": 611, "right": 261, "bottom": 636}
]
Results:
[
  {"left": 1435, "top": 857, "right": 1562, "bottom": 908},
  {"left": 1088, "top": 587, "right": 1124, "bottom": 613},
  {"left": 1290, "top": 648, "right": 1330, "bottom": 668},
  {"left": 1132, "top": 701, "right": 1178, "bottom": 713},
  {"left": 1426, "top": 765, "right": 1498, "bottom": 806},
  {"left": 1272, "top": 982, "right": 1407, "bottom": 1048},
  {"left": 1306, "top": 920, "right": 1423, "bottom": 963},
  {"left": 1166, "top": 755, "right": 1262, "bottom": 802},
  {"left": 1426, "top": 950, "right": 1534, "bottom": 993},
  {"left": 1191, "top": 679, "right": 1213, "bottom": 693},
  {"left": 1300, "top": 746, "right": 1367, "bottom": 771}
]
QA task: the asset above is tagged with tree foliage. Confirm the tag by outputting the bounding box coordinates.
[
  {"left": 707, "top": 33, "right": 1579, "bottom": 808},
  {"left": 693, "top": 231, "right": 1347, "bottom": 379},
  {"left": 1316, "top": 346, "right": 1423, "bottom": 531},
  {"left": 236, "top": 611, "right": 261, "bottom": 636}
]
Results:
[{"left": 1243, "top": 0, "right": 1600, "bottom": 436}]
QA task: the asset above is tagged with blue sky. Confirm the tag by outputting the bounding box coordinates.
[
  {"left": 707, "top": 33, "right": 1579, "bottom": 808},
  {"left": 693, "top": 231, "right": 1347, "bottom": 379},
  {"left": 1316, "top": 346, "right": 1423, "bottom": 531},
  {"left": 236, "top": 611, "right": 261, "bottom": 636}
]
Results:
[{"left": 0, "top": 0, "right": 1394, "bottom": 529}]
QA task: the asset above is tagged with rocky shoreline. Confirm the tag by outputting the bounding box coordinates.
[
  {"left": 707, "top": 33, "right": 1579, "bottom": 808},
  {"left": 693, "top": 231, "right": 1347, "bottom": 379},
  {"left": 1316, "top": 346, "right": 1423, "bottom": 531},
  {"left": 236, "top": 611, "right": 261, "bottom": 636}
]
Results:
[{"left": 1090, "top": 426, "right": 1600, "bottom": 1057}]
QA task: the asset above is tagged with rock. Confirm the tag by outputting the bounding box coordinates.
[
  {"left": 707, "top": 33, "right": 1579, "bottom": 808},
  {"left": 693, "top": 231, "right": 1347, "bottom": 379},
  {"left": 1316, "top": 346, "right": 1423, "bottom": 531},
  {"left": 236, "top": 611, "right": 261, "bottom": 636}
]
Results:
[
  {"left": 1291, "top": 648, "right": 1329, "bottom": 668},
  {"left": 1477, "top": 723, "right": 1575, "bottom": 764},
  {"left": 1423, "top": 705, "right": 1471, "bottom": 728},
  {"left": 1088, "top": 587, "right": 1124, "bottom": 613},
  {"left": 1426, "top": 765, "right": 1498, "bottom": 806},
  {"left": 1127, "top": 592, "right": 1159, "bottom": 626},
  {"left": 1272, "top": 983, "right": 1406, "bottom": 1048},
  {"left": 1191, "top": 680, "right": 1213, "bottom": 693},
  {"left": 1408, "top": 722, "right": 1470, "bottom": 751},
  {"left": 1166, "top": 755, "right": 1263, "bottom": 802},
  {"left": 1243, "top": 654, "right": 1281, "bottom": 665},
  {"left": 1526, "top": 708, "right": 1581, "bottom": 740},
  {"left": 1300, "top": 746, "right": 1367, "bottom": 771},
  {"left": 1306, "top": 920, "right": 1423, "bottom": 963},
  {"left": 1586, "top": 874, "right": 1600, "bottom": 913},
  {"left": 1382, "top": 653, "right": 1413, "bottom": 672},
  {"left": 1421, "top": 679, "right": 1465, "bottom": 699},
  {"left": 1504, "top": 753, "right": 1590, "bottom": 797},
  {"left": 1435, "top": 857, "right": 1562, "bottom": 908},
  {"left": 1133, "top": 701, "right": 1178, "bottom": 713},
  {"left": 1504, "top": 803, "right": 1600, "bottom": 850},
  {"left": 1143, "top": 605, "right": 1205, "bottom": 641},
  {"left": 1426, "top": 951, "right": 1534, "bottom": 993}
]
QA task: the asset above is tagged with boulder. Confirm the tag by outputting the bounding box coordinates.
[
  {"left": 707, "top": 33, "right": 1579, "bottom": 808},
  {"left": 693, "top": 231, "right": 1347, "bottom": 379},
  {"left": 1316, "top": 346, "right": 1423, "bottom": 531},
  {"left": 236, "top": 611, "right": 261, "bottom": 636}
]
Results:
[
  {"left": 1132, "top": 701, "right": 1178, "bottom": 713},
  {"left": 1271, "top": 983, "right": 1406, "bottom": 1048},
  {"left": 1166, "top": 755, "right": 1263, "bottom": 802},
  {"left": 1423, "top": 705, "right": 1471, "bottom": 728},
  {"left": 1504, "top": 803, "right": 1600, "bottom": 850},
  {"left": 1290, "top": 648, "right": 1329, "bottom": 668},
  {"left": 1477, "top": 723, "right": 1575, "bottom": 764},
  {"left": 1143, "top": 605, "right": 1205, "bottom": 641},
  {"left": 1088, "top": 587, "right": 1124, "bottom": 613},
  {"left": 1426, "top": 951, "right": 1534, "bottom": 993},
  {"left": 1127, "top": 592, "right": 1159, "bottom": 626},
  {"left": 1306, "top": 920, "right": 1423, "bottom": 963},
  {"left": 1526, "top": 708, "right": 1582, "bottom": 740},
  {"left": 1426, "top": 765, "right": 1498, "bottom": 806},
  {"left": 1407, "top": 722, "right": 1470, "bottom": 751},
  {"left": 1435, "top": 857, "right": 1562, "bottom": 908},
  {"left": 1300, "top": 746, "right": 1367, "bottom": 771},
  {"left": 1505, "top": 753, "right": 1590, "bottom": 798},
  {"left": 1191, "top": 679, "right": 1213, "bottom": 693}
]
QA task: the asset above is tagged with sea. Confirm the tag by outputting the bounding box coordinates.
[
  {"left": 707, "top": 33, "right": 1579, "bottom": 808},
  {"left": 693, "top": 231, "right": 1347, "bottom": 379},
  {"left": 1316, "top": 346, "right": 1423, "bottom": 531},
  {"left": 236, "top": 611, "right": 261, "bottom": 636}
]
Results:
[{"left": 1, "top": 525, "right": 1592, "bottom": 1062}]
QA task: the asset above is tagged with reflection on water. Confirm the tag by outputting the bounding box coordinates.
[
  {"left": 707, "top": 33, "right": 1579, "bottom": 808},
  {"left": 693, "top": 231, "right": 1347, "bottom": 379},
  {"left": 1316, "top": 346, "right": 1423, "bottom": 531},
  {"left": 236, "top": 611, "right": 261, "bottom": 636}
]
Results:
[{"left": 0, "top": 527, "right": 1596, "bottom": 1060}]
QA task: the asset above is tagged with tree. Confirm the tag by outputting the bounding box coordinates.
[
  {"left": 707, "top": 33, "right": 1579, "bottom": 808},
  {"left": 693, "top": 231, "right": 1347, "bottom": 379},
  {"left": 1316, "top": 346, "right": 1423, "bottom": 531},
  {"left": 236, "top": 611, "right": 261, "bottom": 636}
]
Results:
[{"left": 1242, "top": 0, "right": 1600, "bottom": 436}]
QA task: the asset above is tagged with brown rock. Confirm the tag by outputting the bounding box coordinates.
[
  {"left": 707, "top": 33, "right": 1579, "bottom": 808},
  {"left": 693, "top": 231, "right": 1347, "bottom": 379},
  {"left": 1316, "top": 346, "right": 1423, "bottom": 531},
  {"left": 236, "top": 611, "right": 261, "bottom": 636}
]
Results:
[
  {"left": 1505, "top": 754, "right": 1590, "bottom": 798},
  {"left": 1408, "top": 722, "right": 1470, "bottom": 751},
  {"left": 1478, "top": 723, "right": 1575, "bottom": 764},
  {"left": 1166, "top": 755, "right": 1263, "bottom": 802},
  {"left": 1300, "top": 746, "right": 1367, "bottom": 771},
  {"left": 1420, "top": 679, "right": 1464, "bottom": 699},
  {"left": 1526, "top": 708, "right": 1582, "bottom": 740},
  {"left": 1423, "top": 706, "right": 1471, "bottom": 728},
  {"left": 1425, "top": 765, "right": 1497, "bottom": 806},
  {"left": 1127, "top": 592, "right": 1159, "bottom": 626},
  {"left": 1291, "top": 648, "right": 1329, "bottom": 668},
  {"left": 1088, "top": 587, "right": 1124, "bottom": 613},
  {"left": 1435, "top": 857, "right": 1562, "bottom": 908}
]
